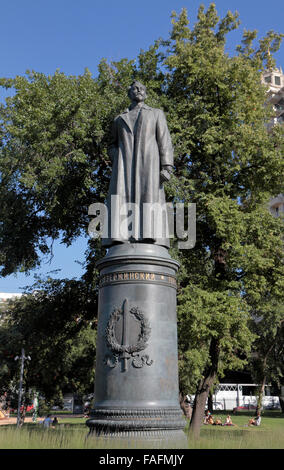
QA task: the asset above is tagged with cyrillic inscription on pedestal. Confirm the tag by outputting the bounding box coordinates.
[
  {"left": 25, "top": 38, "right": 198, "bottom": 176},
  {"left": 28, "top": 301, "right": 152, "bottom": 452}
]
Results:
[{"left": 99, "top": 271, "right": 177, "bottom": 288}]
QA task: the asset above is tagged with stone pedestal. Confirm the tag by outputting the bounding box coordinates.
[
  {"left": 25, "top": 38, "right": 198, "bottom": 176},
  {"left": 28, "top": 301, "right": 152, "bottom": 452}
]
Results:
[{"left": 86, "top": 243, "right": 186, "bottom": 447}]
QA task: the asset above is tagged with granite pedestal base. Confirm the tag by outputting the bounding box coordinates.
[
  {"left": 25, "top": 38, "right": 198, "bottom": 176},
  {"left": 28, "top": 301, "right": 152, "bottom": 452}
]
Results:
[{"left": 86, "top": 244, "right": 187, "bottom": 448}]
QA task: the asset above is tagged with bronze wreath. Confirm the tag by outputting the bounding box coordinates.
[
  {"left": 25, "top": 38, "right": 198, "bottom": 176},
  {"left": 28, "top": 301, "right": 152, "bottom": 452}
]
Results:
[{"left": 105, "top": 305, "right": 151, "bottom": 355}]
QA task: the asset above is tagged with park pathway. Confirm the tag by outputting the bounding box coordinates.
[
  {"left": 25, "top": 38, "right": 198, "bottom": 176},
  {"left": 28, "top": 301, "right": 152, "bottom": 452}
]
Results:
[{"left": 0, "top": 414, "right": 84, "bottom": 425}]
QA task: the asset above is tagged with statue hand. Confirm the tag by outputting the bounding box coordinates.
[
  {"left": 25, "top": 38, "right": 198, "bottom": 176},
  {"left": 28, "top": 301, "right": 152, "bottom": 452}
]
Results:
[{"left": 160, "top": 168, "right": 171, "bottom": 184}]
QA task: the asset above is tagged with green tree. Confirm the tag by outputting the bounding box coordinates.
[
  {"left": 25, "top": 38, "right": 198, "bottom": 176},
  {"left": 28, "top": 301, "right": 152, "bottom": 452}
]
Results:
[
  {"left": 249, "top": 302, "right": 284, "bottom": 413},
  {"left": 0, "top": 277, "right": 97, "bottom": 416},
  {"left": 178, "top": 286, "right": 254, "bottom": 420},
  {"left": 0, "top": 66, "right": 131, "bottom": 275},
  {"left": 160, "top": 5, "right": 284, "bottom": 435}
]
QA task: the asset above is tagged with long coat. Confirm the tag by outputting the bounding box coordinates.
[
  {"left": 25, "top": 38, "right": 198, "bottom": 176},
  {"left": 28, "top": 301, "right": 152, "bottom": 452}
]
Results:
[{"left": 103, "top": 104, "right": 174, "bottom": 247}]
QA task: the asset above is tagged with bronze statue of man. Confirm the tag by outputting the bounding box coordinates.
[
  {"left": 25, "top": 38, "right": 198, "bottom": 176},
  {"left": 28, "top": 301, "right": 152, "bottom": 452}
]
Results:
[{"left": 103, "top": 81, "right": 174, "bottom": 248}]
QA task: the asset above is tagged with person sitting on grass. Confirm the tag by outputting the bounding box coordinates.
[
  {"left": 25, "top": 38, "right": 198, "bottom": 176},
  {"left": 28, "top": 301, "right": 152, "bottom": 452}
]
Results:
[
  {"left": 208, "top": 415, "right": 214, "bottom": 425},
  {"left": 249, "top": 411, "right": 261, "bottom": 427},
  {"left": 203, "top": 409, "right": 212, "bottom": 424},
  {"left": 224, "top": 415, "right": 235, "bottom": 426},
  {"left": 213, "top": 417, "right": 222, "bottom": 426}
]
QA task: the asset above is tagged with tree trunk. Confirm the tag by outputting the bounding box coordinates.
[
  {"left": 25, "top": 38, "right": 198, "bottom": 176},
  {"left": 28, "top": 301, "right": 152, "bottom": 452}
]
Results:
[
  {"left": 279, "top": 396, "right": 284, "bottom": 413},
  {"left": 189, "top": 337, "right": 220, "bottom": 438},
  {"left": 256, "top": 377, "right": 266, "bottom": 415},
  {"left": 208, "top": 389, "right": 213, "bottom": 413},
  {"left": 255, "top": 347, "right": 273, "bottom": 416},
  {"left": 19, "top": 403, "right": 27, "bottom": 426}
]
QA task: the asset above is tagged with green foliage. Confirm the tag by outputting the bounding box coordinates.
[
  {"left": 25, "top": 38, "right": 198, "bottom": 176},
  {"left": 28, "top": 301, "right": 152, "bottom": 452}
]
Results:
[
  {"left": 0, "top": 67, "right": 132, "bottom": 275},
  {"left": 178, "top": 285, "right": 255, "bottom": 393},
  {"left": 249, "top": 302, "right": 284, "bottom": 395},
  {"left": 161, "top": 5, "right": 284, "bottom": 396},
  {"left": 0, "top": 278, "right": 97, "bottom": 401}
]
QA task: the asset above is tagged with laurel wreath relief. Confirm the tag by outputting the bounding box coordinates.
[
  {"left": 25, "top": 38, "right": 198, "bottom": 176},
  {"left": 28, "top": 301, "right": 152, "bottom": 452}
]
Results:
[{"left": 104, "top": 304, "right": 153, "bottom": 370}]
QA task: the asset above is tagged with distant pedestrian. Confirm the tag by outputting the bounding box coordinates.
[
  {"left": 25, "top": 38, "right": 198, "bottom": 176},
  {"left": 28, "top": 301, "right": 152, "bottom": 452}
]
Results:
[
  {"left": 180, "top": 394, "right": 192, "bottom": 420},
  {"left": 52, "top": 416, "right": 59, "bottom": 427},
  {"left": 83, "top": 402, "right": 91, "bottom": 418},
  {"left": 42, "top": 414, "right": 52, "bottom": 428}
]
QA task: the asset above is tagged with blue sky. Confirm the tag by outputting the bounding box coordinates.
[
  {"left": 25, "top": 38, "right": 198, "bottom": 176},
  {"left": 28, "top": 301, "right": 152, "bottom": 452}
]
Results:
[{"left": 0, "top": 0, "right": 283, "bottom": 292}]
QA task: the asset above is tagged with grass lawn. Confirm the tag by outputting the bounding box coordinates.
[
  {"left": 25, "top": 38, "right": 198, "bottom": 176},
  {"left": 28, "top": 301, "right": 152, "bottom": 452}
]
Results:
[
  {"left": 0, "top": 410, "right": 283, "bottom": 449},
  {"left": 185, "top": 410, "right": 284, "bottom": 449}
]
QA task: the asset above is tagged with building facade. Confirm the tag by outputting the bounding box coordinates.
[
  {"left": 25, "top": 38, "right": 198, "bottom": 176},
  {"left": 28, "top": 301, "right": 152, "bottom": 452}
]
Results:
[
  {"left": 261, "top": 66, "right": 284, "bottom": 127},
  {"left": 0, "top": 293, "right": 22, "bottom": 312},
  {"left": 261, "top": 67, "right": 284, "bottom": 215}
]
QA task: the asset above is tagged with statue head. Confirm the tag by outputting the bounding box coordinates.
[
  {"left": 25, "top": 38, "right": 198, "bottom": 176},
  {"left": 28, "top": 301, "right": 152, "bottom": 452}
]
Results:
[{"left": 128, "top": 81, "right": 147, "bottom": 103}]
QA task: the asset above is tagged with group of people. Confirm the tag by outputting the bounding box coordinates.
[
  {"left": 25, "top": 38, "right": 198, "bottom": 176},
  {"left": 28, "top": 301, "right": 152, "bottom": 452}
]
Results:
[
  {"left": 41, "top": 414, "right": 59, "bottom": 428},
  {"left": 203, "top": 410, "right": 235, "bottom": 426},
  {"left": 203, "top": 409, "right": 262, "bottom": 427}
]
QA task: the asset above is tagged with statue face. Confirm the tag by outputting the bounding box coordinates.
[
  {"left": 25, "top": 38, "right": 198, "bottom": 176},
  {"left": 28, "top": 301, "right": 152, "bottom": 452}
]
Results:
[{"left": 129, "top": 82, "right": 147, "bottom": 103}]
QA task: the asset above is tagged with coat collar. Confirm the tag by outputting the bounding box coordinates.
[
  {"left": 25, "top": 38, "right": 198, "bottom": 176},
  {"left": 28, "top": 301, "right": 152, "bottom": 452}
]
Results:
[
  {"left": 119, "top": 104, "right": 152, "bottom": 134},
  {"left": 122, "top": 103, "right": 152, "bottom": 114}
]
